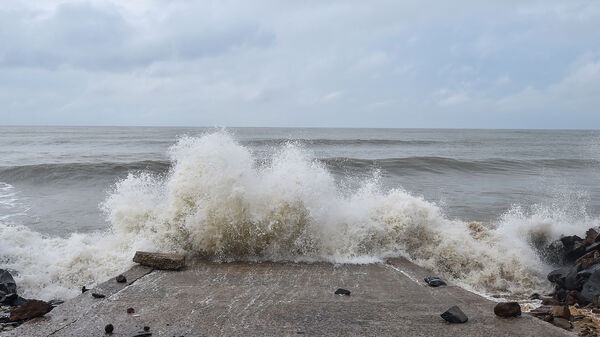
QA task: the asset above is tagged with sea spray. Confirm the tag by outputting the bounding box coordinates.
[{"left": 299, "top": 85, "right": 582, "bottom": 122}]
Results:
[{"left": 1, "top": 130, "right": 596, "bottom": 300}]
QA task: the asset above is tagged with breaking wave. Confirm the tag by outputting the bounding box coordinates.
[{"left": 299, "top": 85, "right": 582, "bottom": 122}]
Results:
[{"left": 1, "top": 131, "right": 597, "bottom": 300}]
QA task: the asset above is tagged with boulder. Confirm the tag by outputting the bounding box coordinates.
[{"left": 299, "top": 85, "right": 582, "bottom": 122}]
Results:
[
  {"left": 493, "top": 302, "right": 521, "bottom": 318},
  {"left": 133, "top": 252, "right": 186, "bottom": 270},
  {"left": 9, "top": 300, "right": 53, "bottom": 322},
  {"left": 581, "top": 269, "right": 600, "bottom": 303},
  {"left": 441, "top": 305, "right": 468, "bottom": 323}
]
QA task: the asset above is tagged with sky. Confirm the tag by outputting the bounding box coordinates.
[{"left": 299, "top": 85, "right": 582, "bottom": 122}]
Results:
[{"left": 0, "top": 1, "right": 599, "bottom": 129}]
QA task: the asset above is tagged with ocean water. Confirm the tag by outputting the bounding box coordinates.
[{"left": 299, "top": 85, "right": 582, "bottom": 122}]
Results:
[{"left": 1, "top": 126, "right": 599, "bottom": 301}]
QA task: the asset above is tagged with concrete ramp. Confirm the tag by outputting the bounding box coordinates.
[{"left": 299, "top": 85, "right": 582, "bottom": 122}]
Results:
[{"left": 2, "top": 258, "right": 572, "bottom": 336}]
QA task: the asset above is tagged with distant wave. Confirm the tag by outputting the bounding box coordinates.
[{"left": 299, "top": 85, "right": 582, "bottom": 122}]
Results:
[
  {"left": 0, "top": 160, "right": 170, "bottom": 183},
  {"left": 243, "top": 138, "right": 443, "bottom": 147},
  {"left": 322, "top": 157, "right": 599, "bottom": 175},
  {"left": 0, "top": 156, "right": 595, "bottom": 185}
]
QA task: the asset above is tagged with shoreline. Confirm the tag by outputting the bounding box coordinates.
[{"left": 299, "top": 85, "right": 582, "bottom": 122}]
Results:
[{"left": 2, "top": 257, "right": 572, "bottom": 337}]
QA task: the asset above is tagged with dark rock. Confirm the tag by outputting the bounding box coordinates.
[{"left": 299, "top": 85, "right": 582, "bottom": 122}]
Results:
[
  {"left": 565, "top": 290, "right": 579, "bottom": 305},
  {"left": 529, "top": 305, "right": 554, "bottom": 321},
  {"left": 441, "top": 305, "right": 468, "bottom": 323},
  {"left": 133, "top": 251, "right": 186, "bottom": 270},
  {"left": 0, "top": 270, "right": 17, "bottom": 301},
  {"left": 552, "top": 317, "right": 572, "bottom": 330},
  {"left": 144, "top": 326, "right": 150, "bottom": 331},
  {"left": 585, "top": 242, "right": 600, "bottom": 254},
  {"left": 9, "top": 300, "right": 53, "bottom": 322},
  {"left": 81, "top": 286, "right": 89, "bottom": 293},
  {"left": 548, "top": 267, "right": 572, "bottom": 286},
  {"left": 555, "top": 288, "right": 567, "bottom": 302},
  {"left": 115, "top": 275, "right": 127, "bottom": 283},
  {"left": 529, "top": 293, "right": 541, "bottom": 300},
  {"left": 334, "top": 288, "right": 351, "bottom": 296},
  {"left": 541, "top": 297, "right": 561, "bottom": 306},
  {"left": 564, "top": 267, "right": 581, "bottom": 290},
  {"left": 91, "top": 293, "right": 106, "bottom": 299},
  {"left": 104, "top": 323, "right": 114, "bottom": 334},
  {"left": 581, "top": 269, "right": 600, "bottom": 303},
  {"left": 561, "top": 235, "right": 583, "bottom": 249},
  {"left": 424, "top": 276, "right": 447, "bottom": 287},
  {"left": 127, "top": 307, "right": 135, "bottom": 314},
  {"left": 493, "top": 302, "right": 521, "bottom": 317}
]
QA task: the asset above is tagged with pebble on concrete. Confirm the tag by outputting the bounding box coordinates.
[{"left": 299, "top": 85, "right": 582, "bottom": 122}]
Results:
[
  {"left": 104, "top": 323, "right": 114, "bottom": 334},
  {"left": 441, "top": 305, "right": 468, "bottom": 323},
  {"left": 334, "top": 288, "right": 351, "bottom": 296}
]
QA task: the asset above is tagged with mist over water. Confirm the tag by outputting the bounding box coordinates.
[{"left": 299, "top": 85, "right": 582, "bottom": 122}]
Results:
[{"left": 1, "top": 127, "right": 599, "bottom": 300}]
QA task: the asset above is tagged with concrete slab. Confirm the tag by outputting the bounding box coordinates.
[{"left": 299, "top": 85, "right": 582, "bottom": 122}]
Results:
[{"left": 2, "top": 258, "right": 573, "bottom": 337}]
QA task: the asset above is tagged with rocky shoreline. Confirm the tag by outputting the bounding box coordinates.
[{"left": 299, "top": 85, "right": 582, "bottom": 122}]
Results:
[{"left": 532, "top": 227, "right": 600, "bottom": 336}]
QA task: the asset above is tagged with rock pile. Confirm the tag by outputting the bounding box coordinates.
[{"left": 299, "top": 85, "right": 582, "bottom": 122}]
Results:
[
  {"left": 0, "top": 269, "right": 55, "bottom": 332},
  {"left": 545, "top": 228, "right": 600, "bottom": 306}
]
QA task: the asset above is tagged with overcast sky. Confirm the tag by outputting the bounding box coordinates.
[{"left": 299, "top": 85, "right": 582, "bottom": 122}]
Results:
[{"left": 1, "top": 1, "right": 599, "bottom": 128}]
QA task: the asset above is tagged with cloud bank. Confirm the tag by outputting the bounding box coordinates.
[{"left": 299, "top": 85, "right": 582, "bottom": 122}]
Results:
[{"left": 1, "top": 0, "right": 599, "bottom": 128}]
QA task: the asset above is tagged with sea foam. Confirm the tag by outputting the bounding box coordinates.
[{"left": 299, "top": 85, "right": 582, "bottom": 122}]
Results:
[{"left": 1, "top": 131, "right": 596, "bottom": 300}]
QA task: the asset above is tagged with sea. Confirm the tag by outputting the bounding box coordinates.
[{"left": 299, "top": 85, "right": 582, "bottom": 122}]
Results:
[{"left": 1, "top": 126, "right": 599, "bottom": 301}]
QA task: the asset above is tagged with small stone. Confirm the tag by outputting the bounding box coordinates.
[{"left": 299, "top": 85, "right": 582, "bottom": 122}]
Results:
[
  {"left": 424, "top": 276, "right": 447, "bottom": 287},
  {"left": 144, "top": 326, "right": 150, "bottom": 331},
  {"left": 104, "top": 323, "right": 114, "bottom": 334},
  {"left": 441, "top": 305, "right": 468, "bottom": 323},
  {"left": 116, "top": 275, "right": 127, "bottom": 283},
  {"left": 91, "top": 293, "right": 106, "bottom": 299},
  {"left": 81, "top": 286, "right": 89, "bottom": 293},
  {"left": 127, "top": 307, "right": 135, "bottom": 314},
  {"left": 334, "top": 288, "right": 351, "bottom": 296},
  {"left": 494, "top": 302, "right": 521, "bottom": 318}
]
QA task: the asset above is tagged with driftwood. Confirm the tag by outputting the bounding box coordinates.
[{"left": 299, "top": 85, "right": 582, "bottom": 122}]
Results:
[{"left": 133, "top": 251, "right": 186, "bottom": 270}]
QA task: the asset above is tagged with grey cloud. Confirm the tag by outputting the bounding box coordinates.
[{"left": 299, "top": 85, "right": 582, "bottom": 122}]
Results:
[{"left": 0, "top": 3, "right": 274, "bottom": 71}]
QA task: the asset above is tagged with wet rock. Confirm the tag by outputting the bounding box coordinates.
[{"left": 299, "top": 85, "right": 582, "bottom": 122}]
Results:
[
  {"left": 133, "top": 251, "right": 186, "bottom": 270},
  {"left": 104, "top": 323, "right": 114, "bottom": 334},
  {"left": 0, "top": 270, "right": 16, "bottom": 294},
  {"left": 441, "top": 305, "right": 468, "bottom": 323},
  {"left": 561, "top": 235, "right": 587, "bottom": 262},
  {"left": 334, "top": 288, "right": 351, "bottom": 296},
  {"left": 424, "top": 276, "right": 447, "bottom": 287},
  {"left": 549, "top": 305, "right": 571, "bottom": 320},
  {"left": 116, "top": 274, "right": 127, "bottom": 283},
  {"left": 548, "top": 267, "right": 572, "bottom": 287},
  {"left": 581, "top": 269, "right": 600, "bottom": 303},
  {"left": 9, "top": 300, "right": 53, "bottom": 322},
  {"left": 541, "top": 297, "right": 561, "bottom": 306},
  {"left": 552, "top": 317, "right": 572, "bottom": 330},
  {"left": 494, "top": 302, "right": 521, "bottom": 318},
  {"left": 92, "top": 293, "right": 106, "bottom": 299},
  {"left": 565, "top": 290, "right": 579, "bottom": 305}
]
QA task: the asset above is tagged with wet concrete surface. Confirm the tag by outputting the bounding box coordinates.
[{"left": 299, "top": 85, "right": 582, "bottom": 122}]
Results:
[{"left": 2, "top": 258, "right": 574, "bottom": 336}]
